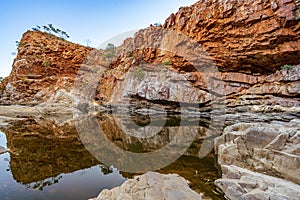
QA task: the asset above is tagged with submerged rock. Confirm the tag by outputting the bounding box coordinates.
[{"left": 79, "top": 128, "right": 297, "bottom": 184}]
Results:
[
  {"left": 90, "top": 172, "right": 202, "bottom": 200},
  {"left": 0, "top": 145, "right": 9, "bottom": 154}
]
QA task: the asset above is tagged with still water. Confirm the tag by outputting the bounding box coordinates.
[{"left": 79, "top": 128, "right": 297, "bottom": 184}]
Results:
[
  {"left": 0, "top": 132, "right": 127, "bottom": 200},
  {"left": 0, "top": 113, "right": 223, "bottom": 200}
]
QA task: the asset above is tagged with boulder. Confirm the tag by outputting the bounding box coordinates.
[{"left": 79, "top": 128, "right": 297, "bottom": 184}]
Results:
[{"left": 90, "top": 172, "right": 202, "bottom": 200}]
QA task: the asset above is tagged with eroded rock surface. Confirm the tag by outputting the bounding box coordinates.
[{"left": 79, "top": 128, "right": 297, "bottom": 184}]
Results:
[
  {"left": 99, "top": 62, "right": 300, "bottom": 112},
  {"left": 215, "top": 121, "right": 300, "bottom": 184},
  {"left": 0, "top": 31, "right": 104, "bottom": 105},
  {"left": 164, "top": 0, "right": 300, "bottom": 73},
  {"left": 215, "top": 165, "right": 300, "bottom": 200},
  {"left": 214, "top": 120, "right": 300, "bottom": 199}
]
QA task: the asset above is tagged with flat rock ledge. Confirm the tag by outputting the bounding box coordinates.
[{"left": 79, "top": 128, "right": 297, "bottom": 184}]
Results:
[
  {"left": 90, "top": 172, "right": 202, "bottom": 200},
  {"left": 215, "top": 165, "right": 300, "bottom": 200},
  {"left": 214, "top": 120, "right": 300, "bottom": 200}
]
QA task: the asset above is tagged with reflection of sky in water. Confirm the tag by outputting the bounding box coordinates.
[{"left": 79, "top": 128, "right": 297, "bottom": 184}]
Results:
[
  {"left": 0, "top": 162, "right": 126, "bottom": 200},
  {"left": 0, "top": 131, "right": 7, "bottom": 148},
  {"left": 0, "top": 131, "right": 127, "bottom": 200}
]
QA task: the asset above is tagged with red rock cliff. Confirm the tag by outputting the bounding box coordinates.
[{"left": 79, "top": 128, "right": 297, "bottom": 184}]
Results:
[
  {"left": 163, "top": 0, "right": 300, "bottom": 73},
  {"left": 0, "top": 0, "right": 300, "bottom": 109},
  {"left": 0, "top": 31, "right": 103, "bottom": 105}
]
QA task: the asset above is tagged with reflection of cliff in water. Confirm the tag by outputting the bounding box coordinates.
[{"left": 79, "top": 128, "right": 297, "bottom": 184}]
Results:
[
  {"left": 4, "top": 118, "right": 100, "bottom": 185},
  {"left": 94, "top": 113, "right": 216, "bottom": 155},
  {"left": 3, "top": 113, "right": 221, "bottom": 198}
]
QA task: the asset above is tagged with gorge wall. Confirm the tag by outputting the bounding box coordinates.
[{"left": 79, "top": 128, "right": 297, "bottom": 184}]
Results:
[{"left": 0, "top": 0, "right": 300, "bottom": 110}]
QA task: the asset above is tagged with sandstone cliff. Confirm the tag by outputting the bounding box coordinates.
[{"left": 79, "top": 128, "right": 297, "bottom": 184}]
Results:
[
  {"left": 164, "top": 0, "right": 300, "bottom": 73},
  {"left": 96, "top": 0, "right": 300, "bottom": 111},
  {"left": 1, "top": 0, "right": 300, "bottom": 109},
  {"left": 0, "top": 31, "right": 104, "bottom": 105}
]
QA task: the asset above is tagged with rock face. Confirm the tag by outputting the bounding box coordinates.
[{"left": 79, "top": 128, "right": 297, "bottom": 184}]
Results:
[
  {"left": 99, "top": 61, "right": 300, "bottom": 111},
  {"left": 214, "top": 120, "right": 300, "bottom": 199},
  {"left": 215, "top": 121, "right": 300, "bottom": 185},
  {"left": 215, "top": 165, "right": 300, "bottom": 200},
  {"left": 96, "top": 0, "right": 300, "bottom": 111},
  {"left": 90, "top": 172, "right": 202, "bottom": 200},
  {"left": 0, "top": 31, "right": 103, "bottom": 105},
  {"left": 164, "top": 0, "right": 300, "bottom": 73},
  {"left": 1, "top": 1, "right": 300, "bottom": 110}
]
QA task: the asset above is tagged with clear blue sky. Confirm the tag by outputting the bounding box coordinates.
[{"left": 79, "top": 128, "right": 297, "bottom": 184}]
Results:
[{"left": 0, "top": 0, "right": 197, "bottom": 77}]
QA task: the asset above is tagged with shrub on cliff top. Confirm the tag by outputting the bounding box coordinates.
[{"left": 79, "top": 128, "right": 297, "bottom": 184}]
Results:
[
  {"left": 15, "top": 41, "right": 26, "bottom": 47},
  {"left": 32, "top": 24, "right": 70, "bottom": 40},
  {"left": 104, "top": 43, "right": 116, "bottom": 63}
]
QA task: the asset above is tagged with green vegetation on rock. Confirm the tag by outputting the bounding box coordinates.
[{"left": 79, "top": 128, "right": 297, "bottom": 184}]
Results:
[
  {"left": 15, "top": 41, "right": 26, "bottom": 48},
  {"left": 42, "top": 60, "right": 51, "bottom": 67},
  {"left": 133, "top": 67, "right": 145, "bottom": 80},
  {"left": 162, "top": 59, "right": 172, "bottom": 66},
  {"left": 104, "top": 43, "right": 116, "bottom": 63},
  {"left": 281, "top": 64, "right": 295, "bottom": 70}
]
